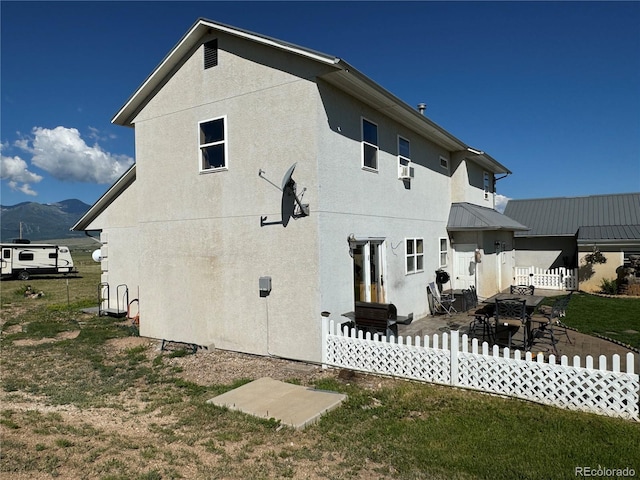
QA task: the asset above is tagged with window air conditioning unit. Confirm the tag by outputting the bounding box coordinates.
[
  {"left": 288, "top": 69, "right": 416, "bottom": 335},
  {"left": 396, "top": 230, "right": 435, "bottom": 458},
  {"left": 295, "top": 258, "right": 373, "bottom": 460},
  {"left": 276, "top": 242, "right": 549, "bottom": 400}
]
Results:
[{"left": 399, "top": 165, "right": 414, "bottom": 180}]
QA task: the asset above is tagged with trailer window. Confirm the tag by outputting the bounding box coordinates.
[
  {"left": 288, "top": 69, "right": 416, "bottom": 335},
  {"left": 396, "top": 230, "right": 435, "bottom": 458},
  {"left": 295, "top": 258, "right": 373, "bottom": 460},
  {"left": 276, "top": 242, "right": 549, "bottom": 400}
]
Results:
[
  {"left": 3, "top": 250, "right": 9, "bottom": 259},
  {"left": 49, "top": 253, "right": 58, "bottom": 259},
  {"left": 19, "top": 252, "right": 34, "bottom": 261}
]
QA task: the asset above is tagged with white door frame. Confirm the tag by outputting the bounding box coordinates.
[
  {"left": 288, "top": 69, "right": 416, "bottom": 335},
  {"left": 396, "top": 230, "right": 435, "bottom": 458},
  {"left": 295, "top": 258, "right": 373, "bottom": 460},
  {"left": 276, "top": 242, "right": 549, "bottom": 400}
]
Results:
[{"left": 352, "top": 237, "right": 386, "bottom": 303}]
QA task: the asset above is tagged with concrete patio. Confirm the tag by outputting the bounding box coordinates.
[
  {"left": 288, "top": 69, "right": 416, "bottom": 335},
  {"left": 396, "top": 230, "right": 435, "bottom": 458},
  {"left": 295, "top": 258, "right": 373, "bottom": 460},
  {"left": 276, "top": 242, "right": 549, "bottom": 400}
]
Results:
[{"left": 397, "top": 289, "right": 640, "bottom": 373}]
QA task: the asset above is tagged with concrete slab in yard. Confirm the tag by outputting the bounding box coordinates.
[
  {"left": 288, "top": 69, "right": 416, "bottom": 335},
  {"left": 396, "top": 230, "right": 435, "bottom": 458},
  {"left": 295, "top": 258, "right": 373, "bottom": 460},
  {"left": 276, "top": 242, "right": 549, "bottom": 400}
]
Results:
[{"left": 207, "top": 377, "right": 347, "bottom": 430}]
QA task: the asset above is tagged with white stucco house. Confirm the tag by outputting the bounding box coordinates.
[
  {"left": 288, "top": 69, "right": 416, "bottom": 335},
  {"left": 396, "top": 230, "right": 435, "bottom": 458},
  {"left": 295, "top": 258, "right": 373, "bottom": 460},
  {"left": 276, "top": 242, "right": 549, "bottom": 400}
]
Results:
[{"left": 73, "top": 18, "right": 526, "bottom": 363}]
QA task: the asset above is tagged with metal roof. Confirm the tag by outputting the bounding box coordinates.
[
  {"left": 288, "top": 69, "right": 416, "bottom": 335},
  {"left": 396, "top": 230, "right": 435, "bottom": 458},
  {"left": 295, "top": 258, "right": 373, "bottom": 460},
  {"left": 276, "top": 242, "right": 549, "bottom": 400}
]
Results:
[
  {"left": 578, "top": 225, "right": 640, "bottom": 244},
  {"left": 447, "top": 202, "right": 529, "bottom": 231},
  {"left": 503, "top": 193, "right": 640, "bottom": 239}
]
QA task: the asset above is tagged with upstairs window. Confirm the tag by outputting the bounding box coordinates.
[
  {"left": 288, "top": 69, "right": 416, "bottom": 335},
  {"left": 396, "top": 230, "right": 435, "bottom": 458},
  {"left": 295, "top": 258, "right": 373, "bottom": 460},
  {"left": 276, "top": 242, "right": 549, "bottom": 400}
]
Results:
[
  {"left": 483, "top": 171, "right": 491, "bottom": 199},
  {"left": 398, "top": 136, "right": 412, "bottom": 179},
  {"left": 204, "top": 39, "right": 218, "bottom": 69},
  {"left": 199, "top": 117, "right": 227, "bottom": 172},
  {"left": 440, "top": 156, "right": 449, "bottom": 171},
  {"left": 362, "top": 118, "right": 378, "bottom": 171}
]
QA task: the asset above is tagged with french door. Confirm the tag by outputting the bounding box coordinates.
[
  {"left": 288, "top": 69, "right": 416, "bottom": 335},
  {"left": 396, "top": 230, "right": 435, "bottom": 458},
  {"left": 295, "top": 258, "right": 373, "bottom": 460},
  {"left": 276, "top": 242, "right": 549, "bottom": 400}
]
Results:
[{"left": 353, "top": 240, "right": 386, "bottom": 303}]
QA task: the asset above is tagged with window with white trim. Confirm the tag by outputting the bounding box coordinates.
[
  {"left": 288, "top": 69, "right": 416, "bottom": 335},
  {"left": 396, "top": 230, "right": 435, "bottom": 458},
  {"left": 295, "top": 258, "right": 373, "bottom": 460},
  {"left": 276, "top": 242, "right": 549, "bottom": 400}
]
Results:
[
  {"left": 406, "top": 238, "right": 424, "bottom": 274},
  {"left": 362, "top": 118, "right": 378, "bottom": 171},
  {"left": 398, "top": 136, "right": 411, "bottom": 178},
  {"left": 439, "top": 237, "right": 448, "bottom": 267},
  {"left": 483, "top": 171, "right": 490, "bottom": 199},
  {"left": 440, "top": 156, "right": 449, "bottom": 171},
  {"left": 199, "top": 116, "right": 227, "bottom": 172}
]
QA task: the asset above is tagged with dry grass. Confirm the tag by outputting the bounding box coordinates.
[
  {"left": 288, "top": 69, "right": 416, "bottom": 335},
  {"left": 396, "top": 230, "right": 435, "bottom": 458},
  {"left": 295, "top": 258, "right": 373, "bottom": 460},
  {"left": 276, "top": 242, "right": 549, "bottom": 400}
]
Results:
[{"left": 2, "top": 250, "right": 639, "bottom": 479}]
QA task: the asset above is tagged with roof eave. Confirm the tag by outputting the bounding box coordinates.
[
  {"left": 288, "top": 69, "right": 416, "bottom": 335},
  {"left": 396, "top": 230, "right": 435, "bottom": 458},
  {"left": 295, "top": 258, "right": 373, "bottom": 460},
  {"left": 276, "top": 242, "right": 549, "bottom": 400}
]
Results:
[
  {"left": 71, "top": 165, "right": 137, "bottom": 231},
  {"left": 577, "top": 238, "right": 640, "bottom": 246},
  {"left": 112, "top": 18, "right": 341, "bottom": 127},
  {"left": 322, "top": 63, "right": 509, "bottom": 172},
  {"left": 448, "top": 226, "right": 528, "bottom": 232}
]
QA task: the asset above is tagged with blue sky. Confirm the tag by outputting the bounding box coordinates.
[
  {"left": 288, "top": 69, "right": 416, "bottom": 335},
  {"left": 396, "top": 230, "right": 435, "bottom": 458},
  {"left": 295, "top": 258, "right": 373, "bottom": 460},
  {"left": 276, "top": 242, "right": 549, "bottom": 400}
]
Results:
[{"left": 2, "top": 1, "right": 639, "bottom": 211}]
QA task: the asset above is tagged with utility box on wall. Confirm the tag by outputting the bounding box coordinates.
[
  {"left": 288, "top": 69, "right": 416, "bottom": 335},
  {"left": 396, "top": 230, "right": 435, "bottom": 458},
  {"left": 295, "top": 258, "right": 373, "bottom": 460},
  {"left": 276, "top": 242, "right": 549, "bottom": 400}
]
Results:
[{"left": 259, "top": 276, "right": 272, "bottom": 297}]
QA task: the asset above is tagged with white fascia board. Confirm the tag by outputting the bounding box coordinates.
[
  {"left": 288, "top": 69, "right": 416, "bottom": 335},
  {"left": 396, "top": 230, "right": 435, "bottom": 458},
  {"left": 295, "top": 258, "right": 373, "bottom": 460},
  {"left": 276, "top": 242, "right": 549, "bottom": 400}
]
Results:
[{"left": 71, "top": 164, "right": 136, "bottom": 231}]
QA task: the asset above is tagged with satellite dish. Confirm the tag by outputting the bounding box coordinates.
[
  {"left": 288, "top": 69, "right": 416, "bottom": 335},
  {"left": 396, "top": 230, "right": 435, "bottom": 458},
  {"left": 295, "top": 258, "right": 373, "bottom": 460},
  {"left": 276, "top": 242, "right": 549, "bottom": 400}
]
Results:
[
  {"left": 259, "top": 162, "right": 309, "bottom": 227},
  {"left": 280, "top": 162, "right": 298, "bottom": 227},
  {"left": 92, "top": 249, "right": 103, "bottom": 262},
  {"left": 281, "top": 162, "right": 297, "bottom": 190}
]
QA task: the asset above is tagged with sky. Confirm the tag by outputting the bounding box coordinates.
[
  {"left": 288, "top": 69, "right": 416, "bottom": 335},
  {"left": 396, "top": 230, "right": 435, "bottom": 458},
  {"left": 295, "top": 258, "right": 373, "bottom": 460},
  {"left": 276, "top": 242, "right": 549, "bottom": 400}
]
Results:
[{"left": 1, "top": 1, "right": 639, "bottom": 212}]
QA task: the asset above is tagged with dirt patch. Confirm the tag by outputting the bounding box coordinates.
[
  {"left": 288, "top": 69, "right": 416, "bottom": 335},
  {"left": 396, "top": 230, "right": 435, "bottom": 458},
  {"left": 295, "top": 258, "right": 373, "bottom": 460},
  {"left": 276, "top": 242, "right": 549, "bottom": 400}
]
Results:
[
  {"left": 1, "top": 335, "right": 397, "bottom": 479},
  {"left": 12, "top": 330, "right": 80, "bottom": 346}
]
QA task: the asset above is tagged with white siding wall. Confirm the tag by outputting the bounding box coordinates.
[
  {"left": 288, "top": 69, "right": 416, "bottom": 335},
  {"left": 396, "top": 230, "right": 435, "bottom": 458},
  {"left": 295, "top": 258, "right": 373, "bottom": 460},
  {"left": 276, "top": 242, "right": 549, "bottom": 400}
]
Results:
[
  {"left": 85, "top": 178, "right": 140, "bottom": 310},
  {"left": 128, "top": 33, "right": 325, "bottom": 361},
  {"left": 314, "top": 81, "right": 455, "bottom": 320}
]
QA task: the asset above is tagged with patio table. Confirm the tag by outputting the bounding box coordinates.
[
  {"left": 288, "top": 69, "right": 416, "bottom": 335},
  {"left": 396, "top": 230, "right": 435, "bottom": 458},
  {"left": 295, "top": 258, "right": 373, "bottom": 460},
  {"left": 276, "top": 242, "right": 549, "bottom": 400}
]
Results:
[{"left": 481, "top": 293, "right": 546, "bottom": 350}]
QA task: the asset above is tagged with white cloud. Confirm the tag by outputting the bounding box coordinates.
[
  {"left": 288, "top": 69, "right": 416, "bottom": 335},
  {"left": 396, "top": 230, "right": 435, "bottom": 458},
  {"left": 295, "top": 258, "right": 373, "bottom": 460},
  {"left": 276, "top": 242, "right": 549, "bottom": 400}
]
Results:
[
  {"left": 8, "top": 180, "right": 38, "bottom": 196},
  {"left": 0, "top": 152, "right": 43, "bottom": 196},
  {"left": 17, "top": 126, "right": 133, "bottom": 184},
  {"left": 495, "top": 194, "right": 511, "bottom": 213}
]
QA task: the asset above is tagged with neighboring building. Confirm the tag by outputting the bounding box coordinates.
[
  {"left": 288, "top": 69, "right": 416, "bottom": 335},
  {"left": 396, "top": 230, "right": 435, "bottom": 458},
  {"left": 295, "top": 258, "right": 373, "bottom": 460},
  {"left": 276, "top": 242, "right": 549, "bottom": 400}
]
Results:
[
  {"left": 73, "top": 18, "right": 523, "bottom": 363},
  {"left": 504, "top": 193, "right": 640, "bottom": 292}
]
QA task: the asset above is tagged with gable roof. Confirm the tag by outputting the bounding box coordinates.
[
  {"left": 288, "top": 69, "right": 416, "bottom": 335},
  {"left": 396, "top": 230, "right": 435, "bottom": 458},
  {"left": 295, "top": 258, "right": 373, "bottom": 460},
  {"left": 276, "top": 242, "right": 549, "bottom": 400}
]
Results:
[
  {"left": 503, "top": 193, "right": 640, "bottom": 240},
  {"left": 71, "top": 164, "right": 136, "bottom": 231},
  {"left": 112, "top": 17, "right": 510, "bottom": 175},
  {"left": 447, "top": 202, "right": 528, "bottom": 231}
]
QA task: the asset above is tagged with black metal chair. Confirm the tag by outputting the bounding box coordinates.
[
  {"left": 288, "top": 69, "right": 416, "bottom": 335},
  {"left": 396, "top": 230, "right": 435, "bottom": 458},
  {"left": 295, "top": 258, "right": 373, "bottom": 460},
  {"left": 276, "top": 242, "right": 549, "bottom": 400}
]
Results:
[
  {"left": 461, "top": 288, "right": 477, "bottom": 311},
  {"left": 494, "top": 298, "right": 528, "bottom": 350},
  {"left": 530, "top": 292, "right": 574, "bottom": 353},
  {"left": 510, "top": 284, "right": 535, "bottom": 295},
  {"left": 468, "top": 306, "right": 494, "bottom": 344}
]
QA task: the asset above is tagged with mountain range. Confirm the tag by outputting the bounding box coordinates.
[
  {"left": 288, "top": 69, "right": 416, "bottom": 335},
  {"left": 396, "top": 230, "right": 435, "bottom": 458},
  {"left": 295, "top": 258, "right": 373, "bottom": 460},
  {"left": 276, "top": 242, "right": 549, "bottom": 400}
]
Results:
[{"left": 0, "top": 199, "right": 91, "bottom": 242}]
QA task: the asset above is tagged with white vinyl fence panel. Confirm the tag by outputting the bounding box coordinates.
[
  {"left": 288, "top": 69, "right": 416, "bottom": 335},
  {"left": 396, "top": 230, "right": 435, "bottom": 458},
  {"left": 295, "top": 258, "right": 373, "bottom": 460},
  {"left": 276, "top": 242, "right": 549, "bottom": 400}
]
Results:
[
  {"left": 322, "top": 319, "right": 639, "bottom": 421},
  {"left": 514, "top": 266, "right": 578, "bottom": 290}
]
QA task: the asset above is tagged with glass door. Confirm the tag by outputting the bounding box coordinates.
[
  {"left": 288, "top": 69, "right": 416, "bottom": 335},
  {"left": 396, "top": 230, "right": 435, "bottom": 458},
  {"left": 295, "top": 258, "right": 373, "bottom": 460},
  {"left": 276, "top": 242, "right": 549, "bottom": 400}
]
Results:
[{"left": 353, "top": 240, "right": 385, "bottom": 303}]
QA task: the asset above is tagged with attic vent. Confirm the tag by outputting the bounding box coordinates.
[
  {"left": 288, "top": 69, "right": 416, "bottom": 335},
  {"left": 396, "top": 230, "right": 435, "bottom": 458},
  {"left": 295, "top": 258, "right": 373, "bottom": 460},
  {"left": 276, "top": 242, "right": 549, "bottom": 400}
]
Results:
[{"left": 204, "top": 39, "right": 218, "bottom": 69}]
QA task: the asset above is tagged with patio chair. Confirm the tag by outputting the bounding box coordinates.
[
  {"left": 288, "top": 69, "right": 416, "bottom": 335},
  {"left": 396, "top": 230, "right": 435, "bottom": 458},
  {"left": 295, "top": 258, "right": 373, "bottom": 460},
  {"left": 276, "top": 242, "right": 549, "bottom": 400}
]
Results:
[
  {"left": 530, "top": 293, "right": 573, "bottom": 352},
  {"left": 468, "top": 306, "right": 494, "bottom": 344},
  {"left": 510, "top": 284, "right": 535, "bottom": 295},
  {"left": 427, "top": 282, "right": 456, "bottom": 316},
  {"left": 469, "top": 286, "right": 478, "bottom": 305},
  {"left": 494, "top": 298, "right": 528, "bottom": 350},
  {"left": 461, "top": 288, "right": 477, "bottom": 312}
]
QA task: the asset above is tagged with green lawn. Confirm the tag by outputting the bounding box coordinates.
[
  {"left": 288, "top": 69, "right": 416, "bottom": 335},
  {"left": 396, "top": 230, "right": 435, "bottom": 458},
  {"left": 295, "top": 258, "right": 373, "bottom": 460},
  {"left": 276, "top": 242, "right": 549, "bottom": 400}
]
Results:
[{"left": 541, "top": 292, "right": 640, "bottom": 350}]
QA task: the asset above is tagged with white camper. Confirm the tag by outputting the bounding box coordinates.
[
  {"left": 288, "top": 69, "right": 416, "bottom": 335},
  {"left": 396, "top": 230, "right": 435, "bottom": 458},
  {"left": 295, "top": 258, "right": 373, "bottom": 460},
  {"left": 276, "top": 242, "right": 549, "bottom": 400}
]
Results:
[{"left": 1, "top": 241, "right": 76, "bottom": 280}]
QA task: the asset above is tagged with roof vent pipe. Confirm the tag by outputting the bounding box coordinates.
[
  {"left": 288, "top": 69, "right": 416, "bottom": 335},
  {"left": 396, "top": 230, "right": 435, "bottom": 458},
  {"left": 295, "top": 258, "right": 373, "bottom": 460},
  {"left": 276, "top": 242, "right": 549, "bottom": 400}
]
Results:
[{"left": 417, "top": 103, "right": 427, "bottom": 115}]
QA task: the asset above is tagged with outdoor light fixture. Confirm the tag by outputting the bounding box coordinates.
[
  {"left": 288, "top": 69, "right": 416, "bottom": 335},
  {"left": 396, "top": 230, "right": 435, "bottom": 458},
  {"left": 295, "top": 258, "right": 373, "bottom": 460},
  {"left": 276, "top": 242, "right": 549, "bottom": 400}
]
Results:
[{"left": 348, "top": 234, "right": 357, "bottom": 257}]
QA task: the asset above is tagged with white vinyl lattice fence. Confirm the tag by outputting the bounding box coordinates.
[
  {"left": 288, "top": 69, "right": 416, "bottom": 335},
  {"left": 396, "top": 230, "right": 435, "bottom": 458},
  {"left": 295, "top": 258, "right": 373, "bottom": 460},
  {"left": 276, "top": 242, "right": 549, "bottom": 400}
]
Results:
[
  {"left": 514, "top": 266, "right": 578, "bottom": 290},
  {"left": 322, "top": 319, "right": 639, "bottom": 421}
]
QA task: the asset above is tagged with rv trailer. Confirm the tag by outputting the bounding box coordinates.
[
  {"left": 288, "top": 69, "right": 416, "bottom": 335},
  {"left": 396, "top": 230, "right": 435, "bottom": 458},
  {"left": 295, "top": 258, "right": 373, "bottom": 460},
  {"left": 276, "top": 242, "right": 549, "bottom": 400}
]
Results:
[{"left": 1, "top": 241, "right": 76, "bottom": 280}]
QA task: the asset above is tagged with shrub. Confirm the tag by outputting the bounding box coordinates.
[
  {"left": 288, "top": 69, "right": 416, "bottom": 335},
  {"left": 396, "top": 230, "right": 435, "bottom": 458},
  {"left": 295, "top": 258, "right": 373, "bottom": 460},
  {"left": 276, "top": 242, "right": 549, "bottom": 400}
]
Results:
[{"left": 599, "top": 278, "right": 617, "bottom": 295}]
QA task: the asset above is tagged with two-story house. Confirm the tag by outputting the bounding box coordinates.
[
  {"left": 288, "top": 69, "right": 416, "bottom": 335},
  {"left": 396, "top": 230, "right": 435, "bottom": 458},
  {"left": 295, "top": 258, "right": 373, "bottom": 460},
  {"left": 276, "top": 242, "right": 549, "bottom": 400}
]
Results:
[{"left": 73, "top": 18, "right": 525, "bottom": 363}]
